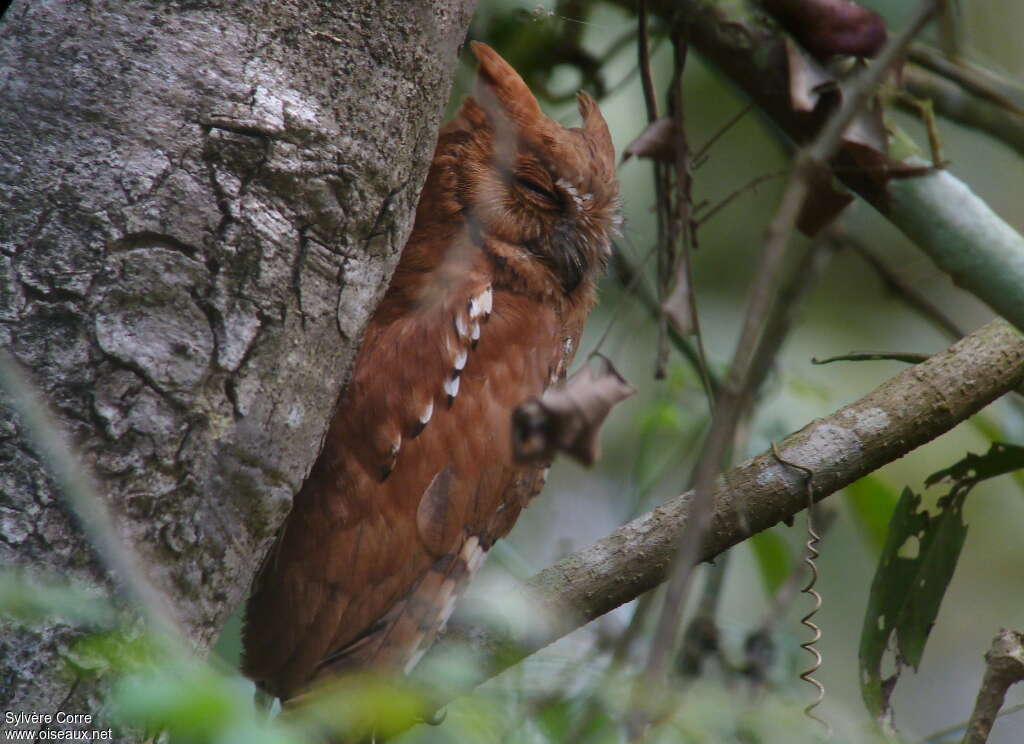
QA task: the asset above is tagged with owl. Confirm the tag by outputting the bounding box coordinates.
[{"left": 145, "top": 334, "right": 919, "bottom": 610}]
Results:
[{"left": 242, "top": 42, "right": 620, "bottom": 702}]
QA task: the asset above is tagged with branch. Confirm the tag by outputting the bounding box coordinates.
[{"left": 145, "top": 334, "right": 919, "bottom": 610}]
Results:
[
  {"left": 909, "top": 43, "right": 1024, "bottom": 113},
  {"left": 963, "top": 628, "right": 1024, "bottom": 744},
  {"left": 610, "top": 250, "right": 720, "bottom": 396},
  {"left": 423, "top": 318, "right": 1024, "bottom": 698}
]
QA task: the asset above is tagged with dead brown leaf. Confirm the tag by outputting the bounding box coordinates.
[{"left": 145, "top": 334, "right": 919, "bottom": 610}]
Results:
[
  {"left": 785, "top": 38, "right": 839, "bottom": 113},
  {"left": 621, "top": 117, "right": 677, "bottom": 163},
  {"left": 661, "top": 267, "right": 698, "bottom": 337},
  {"left": 512, "top": 357, "right": 635, "bottom": 467}
]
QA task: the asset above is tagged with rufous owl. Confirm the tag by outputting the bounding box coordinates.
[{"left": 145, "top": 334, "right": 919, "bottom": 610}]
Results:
[{"left": 242, "top": 42, "right": 620, "bottom": 702}]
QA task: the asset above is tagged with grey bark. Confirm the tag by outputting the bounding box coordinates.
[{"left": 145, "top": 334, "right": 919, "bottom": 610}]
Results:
[{"left": 0, "top": 0, "right": 474, "bottom": 731}]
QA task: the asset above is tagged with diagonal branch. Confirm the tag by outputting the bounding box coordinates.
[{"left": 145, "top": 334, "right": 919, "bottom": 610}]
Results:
[{"left": 422, "top": 318, "right": 1024, "bottom": 704}]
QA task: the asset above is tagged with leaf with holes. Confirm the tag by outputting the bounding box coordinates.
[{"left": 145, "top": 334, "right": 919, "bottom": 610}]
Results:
[
  {"left": 924, "top": 442, "right": 1024, "bottom": 488},
  {"left": 858, "top": 487, "right": 968, "bottom": 722}
]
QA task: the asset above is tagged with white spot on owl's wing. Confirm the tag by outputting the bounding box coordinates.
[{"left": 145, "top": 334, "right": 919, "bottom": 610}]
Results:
[
  {"left": 461, "top": 535, "right": 486, "bottom": 573},
  {"left": 419, "top": 400, "right": 434, "bottom": 425},
  {"left": 455, "top": 313, "right": 469, "bottom": 339},
  {"left": 443, "top": 375, "right": 460, "bottom": 404},
  {"left": 454, "top": 349, "right": 468, "bottom": 372}
]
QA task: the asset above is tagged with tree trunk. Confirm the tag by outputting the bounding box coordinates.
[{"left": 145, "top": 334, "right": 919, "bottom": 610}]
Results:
[{"left": 0, "top": 0, "right": 474, "bottom": 731}]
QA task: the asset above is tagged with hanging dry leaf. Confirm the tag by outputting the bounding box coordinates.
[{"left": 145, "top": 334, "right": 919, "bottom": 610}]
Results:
[
  {"left": 784, "top": 40, "right": 916, "bottom": 231},
  {"left": 512, "top": 357, "right": 635, "bottom": 467},
  {"left": 785, "top": 38, "right": 839, "bottom": 113},
  {"left": 621, "top": 117, "right": 677, "bottom": 163},
  {"left": 661, "top": 266, "right": 698, "bottom": 337}
]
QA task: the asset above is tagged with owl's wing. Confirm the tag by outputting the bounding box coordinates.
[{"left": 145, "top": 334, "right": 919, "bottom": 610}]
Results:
[{"left": 242, "top": 244, "right": 565, "bottom": 699}]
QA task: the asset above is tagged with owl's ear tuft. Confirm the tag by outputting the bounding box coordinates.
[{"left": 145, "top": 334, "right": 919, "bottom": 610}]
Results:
[
  {"left": 577, "top": 92, "right": 615, "bottom": 174},
  {"left": 470, "top": 41, "right": 541, "bottom": 128}
]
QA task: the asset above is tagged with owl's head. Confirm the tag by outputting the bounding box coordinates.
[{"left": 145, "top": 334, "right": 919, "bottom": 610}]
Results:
[{"left": 442, "top": 42, "right": 620, "bottom": 297}]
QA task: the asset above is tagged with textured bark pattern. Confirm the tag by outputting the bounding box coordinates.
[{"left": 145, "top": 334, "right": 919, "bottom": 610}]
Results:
[{"left": 0, "top": 0, "right": 474, "bottom": 731}]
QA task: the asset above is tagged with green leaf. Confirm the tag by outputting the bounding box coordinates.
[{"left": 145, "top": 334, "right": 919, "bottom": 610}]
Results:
[
  {"left": 845, "top": 476, "right": 899, "bottom": 553},
  {"left": 748, "top": 530, "right": 791, "bottom": 597},
  {"left": 0, "top": 571, "right": 115, "bottom": 627},
  {"left": 859, "top": 487, "right": 968, "bottom": 720},
  {"left": 112, "top": 665, "right": 237, "bottom": 737},
  {"left": 536, "top": 697, "right": 575, "bottom": 741},
  {"left": 296, "top": 674, "right": 428, "bottom": 741},
  {"left": 925, "top": 442, "right": 1024, "bottom": 488},
  {"left": 112, "top": 661, "right": 305, "bottom": 744},
  {"left": 64, "top": 631, "right": 158, "bottom": 678}
]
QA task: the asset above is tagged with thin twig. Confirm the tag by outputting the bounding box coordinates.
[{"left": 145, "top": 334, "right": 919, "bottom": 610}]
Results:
[
  {"left": 692, "top": 103, "right": 754, "bottom": 167},
  {"left": 917, "top": 702, "right": 1024, "bottom": 744},
  {"left": 936, "top": 1, "right": 963, "bottom": 61},
  {"left": 901, "top": 64, "right": 1024, "bottom": 159},
  {"left": 587, "top": 240, "right": 660, "bottom": 359},
  {"left": 675, "top": 550, "right": 728, "bottom": 681},
  {"left": 637, "top": 0, "right": 660, "bottom": 123},
  {"left": 637, "top": 0, "right": 672, "bottom": 379},
  {"left": 909, "top": 42, "right": 1024, "bottom": 114},
  {"left": 610, "top": 250, "right": 721, "bottom": 401},
  {"left": 840, "top": 232, "right": 966, "bottom": 340},
  {"left": 662, "top": 27, "right": 715, "bottom": 406},
  {"left": 836, "top": 231, "right": 1024, "bottom": 412},
  {"left": 694, "top": 170, "right": 788, "bottom": 227},
  {"left": 812, "top": 351, "right": 931, "bottom": 365},
  {"left": 811, "top": 351, "right": 1024, "bottom": 400}
]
